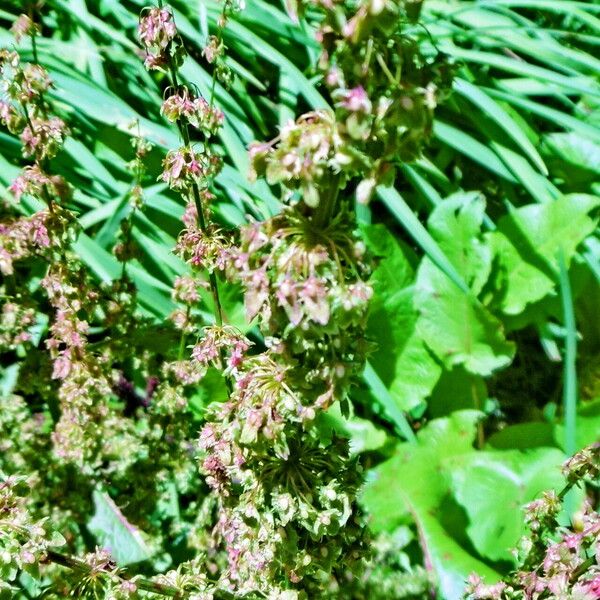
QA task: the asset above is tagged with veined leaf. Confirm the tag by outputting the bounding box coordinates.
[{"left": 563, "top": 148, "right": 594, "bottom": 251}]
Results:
[
  {"left": 88, "top": 490, "right": 152, "bottom": 566},
  {"left": 448, "top": 448, "right": 565, "bottom": 563},
  {"left": 491, "top": 194, "right": 600, "bottom": 315},
  {"left": 414, "top": 194, "right": 515, "bottom": 376},
  {"left": 362, "top": 411, "right": 500, "bottom": 600}
]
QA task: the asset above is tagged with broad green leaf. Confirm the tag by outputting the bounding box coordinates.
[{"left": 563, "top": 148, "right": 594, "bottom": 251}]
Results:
[
  {"left": 427, "top": 367, "right": 487, "bottom": 419},
  {"left": 415, "top": 194, "right": 515, "bottom": 375},
  {"left": 491, "top": 194, "right": 600, "bottom": 315},
  {"left": 487, "top": 423, "right": 556, "bottom": 450},
  {"left": 415, "top": 265, "right": 515, "bottom": 376},
  {"left": 369, "top": 286, "right": 442, "bottom": 413},
  {"left": 362, "top": 411, "right": 500, "bottom": 599},
  {"left": 362, "top": 224, "right": 416, "bottom": 290},
  {"left": 88, "top": 490, "right": 152, "bottom": 566},
  {"left": 448, "top": 448, "right": 565, "bottom": 563},
  {"left": 363, "top": 225, "right": 441, "bottom": 414},
  {"left": 320, "top": 403, "right": 389, "bottom": 455},
  {"left": 544, "top": 133, "right": 600, "bottom": 174},
  {"left": 543, "top": 132, "right": 600, "bottom": 188}
]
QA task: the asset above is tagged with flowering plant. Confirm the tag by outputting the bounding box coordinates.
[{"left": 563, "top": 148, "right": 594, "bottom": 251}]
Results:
[{"left": 1, "top": 0, "right": 599, "bottom": 599}]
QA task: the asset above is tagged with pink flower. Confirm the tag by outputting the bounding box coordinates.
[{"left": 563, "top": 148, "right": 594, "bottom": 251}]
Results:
[
  {"left": 8, "top": 175, "right": 27, "bottom": 200},
  {"left": 52, "top": 350, "right": 73, "bottom": 380},
  {"left": 31, "top": 220, "right": 50, "bottom": 247},
  {"left": 138, "top": 8, "right": 176, "bottom": 50},
  {"left": 202, "top": 35, "right": 222, "bottom": 64},
  {"left": 340, "top": 86, "right": 372, "bottom": 113}
]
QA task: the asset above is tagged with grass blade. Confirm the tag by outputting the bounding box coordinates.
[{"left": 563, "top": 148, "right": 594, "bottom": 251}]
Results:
[
  {"left": 377, "top": 186, "right": 470, "bottom": 294},
  {"left": 454, "top": 78, "right": 548, "bottom": 174},
  {"left": 363, "top": 361, "right": 416, "bottom": 442}
]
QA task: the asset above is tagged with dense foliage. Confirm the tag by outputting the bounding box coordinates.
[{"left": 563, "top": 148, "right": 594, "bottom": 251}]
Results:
[{"left": 0, "top": 0, "right": 599, "bottom": 598}]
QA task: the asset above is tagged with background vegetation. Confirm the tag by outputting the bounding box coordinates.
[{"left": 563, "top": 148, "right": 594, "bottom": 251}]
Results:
[{"left": 1, "top": 0, "right": 599, "bottom": 598}]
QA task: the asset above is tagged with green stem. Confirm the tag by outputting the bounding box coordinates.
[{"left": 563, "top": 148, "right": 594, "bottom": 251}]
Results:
[
  {"left": 177, "top": 306, "right": 191, "bottom": 360},
  {"left": 166, "top": 63, "right": 225, "bottom": 329},
  {"left": 558, "top": 249, "right": 577, "bottom": 457},
  {"left": 163, "top": 32, "right": 231, "bottom": 394},
  {"left": 558, "top": 248, "right": 577, "bottom": 515},
  {"left": 45, "top": 550, "right": 182, "bottom": 598}
]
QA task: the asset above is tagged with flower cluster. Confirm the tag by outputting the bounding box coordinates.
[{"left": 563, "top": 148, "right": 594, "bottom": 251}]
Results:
[
  {"left": 1, "top": 14, "right": 211, "bottom": 591},
  {"left": 0, "top": 0, "right": 453, "bottom": 597},
  {"left": 251, "top": 0, "right": 452, "bottom": 204},
  {"left": 140, "top": 1, "right": 378, "bottom": 595},
  {"left": 162, "top": 88, "right": 224, "bottom": 135},
  {"left": 0, "top": 474, "right": 65, "bottom": 591},
  {"left": 195, "top": 208, "right": 373, "bottom": 595},
  {"left": 0, "top": 301, "right": 35, "bottom": 348},
  {"left": 175, "top": 223, "right": 232, "bottom": 272},
  {"left": 162, "top": 146, "right": 223, "bottom": 191},
  {"left": 234, "top": 208, "right": 372, "bottom": 402},
  {"left": 0, "top": 51, "right": 68, "bottom": 164},
  {"left": 0, "top": 205, "right": 78, "bottom": 276},
  {"left": 185, "top": 2, "right": 397, "bottom": 594},
  {"left": 10, "top": 14, "right": 39, "bottom": 44},
  {"left": 41, "top": 263, "right": 116, "bottom": 464},
  {"left": 465, "top": 444, "right": 600, "bottom": 600},
  {"left": 0, "top": 41, "right": 75, "bottom": 280},
  {"left": 138, "top": 7, "right": 183, "bottom": 71}
]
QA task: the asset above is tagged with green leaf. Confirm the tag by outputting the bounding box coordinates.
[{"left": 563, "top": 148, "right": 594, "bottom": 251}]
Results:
[
  {"left": 363, "top": 225, "right": 442, "bottom": 413},
  {"left": 454, "top": 78, "right": 548, "bottom": 175},
  {"left": 415, "top": 194, "right": 515, "bottom": 376},
  {"left": 434, "top": 121, "right": 517, "bottom": 182},
  {"left": 87, "top": 490, "right": 152, "bottom": 566},
  {"left": 320, "top": 402, "right": 389, "bottom": 455},
  {"left": 362, "top": 411, "right": 500, "bottom": 599},
  {"left": 487, "top": 423, "right": 556, "bottom": 450},
  {"left": 444, "top": 47, "right": 600, "bottom": 99},
  {"left": 428, "top": 367, "right": 488, "bottom": 419},
  {"left": 448, "top": 448, "right": 565, "bottom": 563},
  {"left": 491, "top": 194, "right": 600, "bottom": 315},
  {"left": 415, "top": 273, "right": 514, "bottom": 374},
  {"left": 545, "top": 133, "right": 600, "bottom": 174},
  {"left": 543, "top": 132, "right": 600, "bottom": 187},
  {"left": 369, "top": 286, "right": 442, "bottom": 412},
  {"left": 377, "top": 186, "right": 470, "bottom": 294},
  {"left": 487, "top": 90, "right": 600, "bottom": 145}
]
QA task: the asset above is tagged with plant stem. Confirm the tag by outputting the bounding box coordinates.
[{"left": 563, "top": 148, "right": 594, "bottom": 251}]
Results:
[
  {"left": 471, "top": 379, "right": 484, "bottom": 449},
  {"left": 164, "top": 35, "right": 232, "bottom": 394},
  {"left": 558, "top": 249, "right": 577, "bottom": 457},
  {"left": 558, "top": 248, "right": 577, "bottom": 515},
  {"left": 45, "top": 550, "right": 182, "bottom": 597},
  {"left": 165, "top": 64, "right": 226, "bottom": 330}
]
